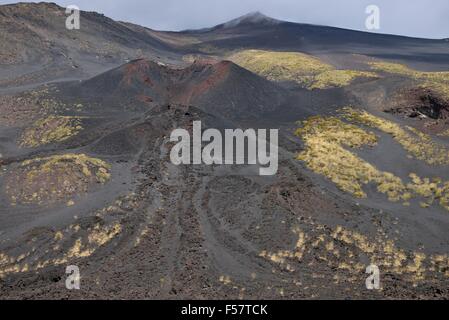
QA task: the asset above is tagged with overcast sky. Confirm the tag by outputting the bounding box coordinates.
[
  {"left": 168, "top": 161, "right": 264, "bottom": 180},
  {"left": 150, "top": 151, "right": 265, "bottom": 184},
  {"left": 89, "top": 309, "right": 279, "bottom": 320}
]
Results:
[{"left": 1, "top": 0, "right": 449, "bottom": 39}]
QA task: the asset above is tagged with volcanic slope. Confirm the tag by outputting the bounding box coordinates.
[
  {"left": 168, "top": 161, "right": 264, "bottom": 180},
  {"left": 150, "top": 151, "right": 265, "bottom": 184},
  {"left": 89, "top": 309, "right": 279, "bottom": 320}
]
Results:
[
  {"left": 2, "top": 101, "right": 449, "bottom": 299},
  {"left": 65, "top": 58, "right": 312, "bottom": 121},
  {"left": 176, "top": 12, "right": 449, "bottom": 70},
  {"left": 0, "top": 2, "right": 181, "bottom": 88},
  {"left": 2, "top": 4, "right": 449, "bottom": 91},
  {"left": 1, "top": 4, "right": 449, "bottom": 300},
  {"left": 1, "top": 57, "right": 449, "bottom": 299}
]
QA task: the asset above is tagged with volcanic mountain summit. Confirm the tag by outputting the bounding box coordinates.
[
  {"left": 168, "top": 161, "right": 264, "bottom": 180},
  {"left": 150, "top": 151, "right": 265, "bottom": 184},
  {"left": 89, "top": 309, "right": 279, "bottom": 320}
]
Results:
[{"left": 212, "top": 11, "right": 281, "bottom": 29}]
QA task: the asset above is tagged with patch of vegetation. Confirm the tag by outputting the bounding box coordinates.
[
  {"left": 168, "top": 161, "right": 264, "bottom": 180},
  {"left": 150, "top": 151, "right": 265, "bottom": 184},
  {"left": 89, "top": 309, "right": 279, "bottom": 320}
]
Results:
[
  {"left": 368, "top": 61, "right": 416, "bottom": 76},
  {"left": 259, "top": 220, "right": 449, "bottom": 286},
  {"left": 27, "top": 86, "right": 68, "bottom": 113},
  {"left": 438, "top": 128, "right": 449, "bottom": 137},
  {"left": 370, "top": 61, "right": 449, "bottom": 83},
  {"left": 6, "top": 154, "right": 111, "bottom": 205},
  {"left": 0, "top": 193, "right": 141, "bottom": 279},
  {"left": 19, "top": 115, "right": 83, "bottom": 147},
  {"left": 308, "top": 70, "right": 378, "bottom": 89},
  {"left": 0, "top": 221, "right": 121, "bottom": 278},
  {"left": 228, "top": 49, "right": 378, "bottom": 89},
  {"left": 369, "top": 61, "right": 449, "bottom": 100},
  {"left": 420, "top": 81, "right": 449, "bottom": 101},
  {"left": 0, "top": 86, "right": 68, "bottom": 127},
  {"left": 342, "top": 107, "right": 449, "bottom": 165},
  {"left": 296, "top": 115, "right": 400, "bottom": 200},
  {"left": 295, "top": 113, "right": 449, "bottom": 210},
  {"left": 229, "top": 49, "right": 332, "bottom": 85}
]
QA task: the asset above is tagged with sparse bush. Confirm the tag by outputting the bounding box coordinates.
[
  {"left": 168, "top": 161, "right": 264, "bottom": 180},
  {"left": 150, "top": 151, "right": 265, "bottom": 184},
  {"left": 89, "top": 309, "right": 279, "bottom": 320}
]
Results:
[
  {"left": 369, "top": 61, "right": 449, "bottom": 100},
  {"left": 19, "top": 115, "right": 83, "bottom": 147},
  {"left": 229, "top": 49, "right": 377, "bottom": 89},
  {"left": 295, "top": 112, "right": 449, "bottom": 211},
  {"left": 6, "top": 154, "right": 111, "bottom": 205}
]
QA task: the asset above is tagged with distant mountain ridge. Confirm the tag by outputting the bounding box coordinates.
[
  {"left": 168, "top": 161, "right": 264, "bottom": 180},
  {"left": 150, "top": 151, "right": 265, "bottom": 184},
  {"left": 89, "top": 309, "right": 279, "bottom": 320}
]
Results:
[
  {"left": 0, "top": 2, "right": 181, "bottom": 87},
  {"left": 1, "top": 1, "right": 448, "bottom": 88}
]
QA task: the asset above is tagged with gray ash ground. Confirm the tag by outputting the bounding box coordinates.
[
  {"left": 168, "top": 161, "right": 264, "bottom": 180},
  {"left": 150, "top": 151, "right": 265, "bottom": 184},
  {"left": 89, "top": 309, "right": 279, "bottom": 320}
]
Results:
[
  {"left": 1, "top": 3, "right": 449, "bottom": 300},
  {"left": 0, "top": 104, "right": 447, "bottom": 299}
]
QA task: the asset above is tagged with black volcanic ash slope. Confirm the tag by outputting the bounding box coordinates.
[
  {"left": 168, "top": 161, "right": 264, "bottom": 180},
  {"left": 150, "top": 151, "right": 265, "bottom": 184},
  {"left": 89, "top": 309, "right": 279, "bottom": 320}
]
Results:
[
  {"left": 177, "top": 12, "right": 449, "bottom": 70},
  {"left": 2, "top": 3, "right": 449, "bottom": 300},
  {"left": 0, "top": 2, "right": 181, "bottom": 87},
  {"left": 66, "top": 58, "right": 296, "bottom": 120}
]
